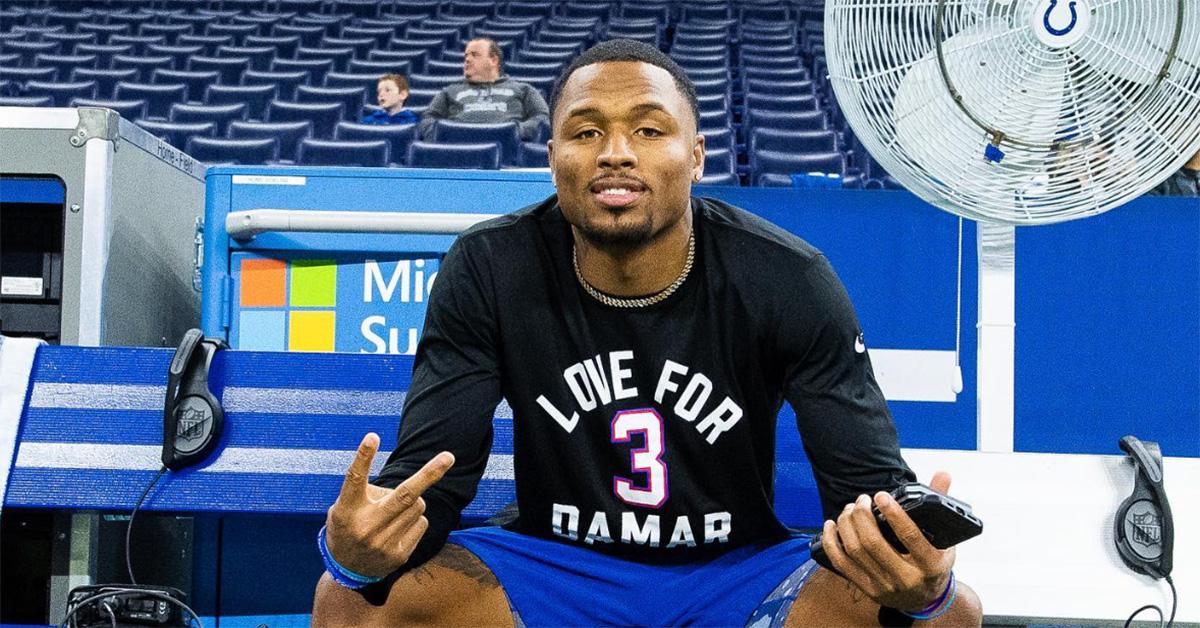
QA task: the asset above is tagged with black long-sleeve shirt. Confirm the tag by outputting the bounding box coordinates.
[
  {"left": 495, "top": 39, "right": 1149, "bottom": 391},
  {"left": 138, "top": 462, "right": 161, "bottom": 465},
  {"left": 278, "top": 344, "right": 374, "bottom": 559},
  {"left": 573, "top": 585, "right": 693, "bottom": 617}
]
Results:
[{"left": 373, "top": 195, "right": 914, "bottom": 572}]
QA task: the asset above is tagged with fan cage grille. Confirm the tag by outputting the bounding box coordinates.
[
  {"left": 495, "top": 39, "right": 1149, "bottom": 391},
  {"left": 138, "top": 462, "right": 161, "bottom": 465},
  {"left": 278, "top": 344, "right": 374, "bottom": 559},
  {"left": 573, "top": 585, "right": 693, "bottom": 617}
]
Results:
[{"left": 826, "top": 0, "right": 1200, "bottom": 224}]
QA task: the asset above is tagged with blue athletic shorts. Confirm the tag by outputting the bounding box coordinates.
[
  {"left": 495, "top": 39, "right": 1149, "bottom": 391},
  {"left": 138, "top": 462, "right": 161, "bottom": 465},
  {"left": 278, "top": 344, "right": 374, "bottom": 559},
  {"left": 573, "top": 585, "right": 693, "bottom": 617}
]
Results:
[{"left": 447, "top": 527, "right": 818, "bottom": 627}]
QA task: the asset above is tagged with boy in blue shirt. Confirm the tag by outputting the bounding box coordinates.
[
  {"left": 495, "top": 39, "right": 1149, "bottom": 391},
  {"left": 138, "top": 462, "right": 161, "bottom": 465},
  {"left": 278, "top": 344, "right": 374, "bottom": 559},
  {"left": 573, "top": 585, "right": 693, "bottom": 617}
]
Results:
[{"left": 362, "top": 74, "right": 419, "bottom": 125}]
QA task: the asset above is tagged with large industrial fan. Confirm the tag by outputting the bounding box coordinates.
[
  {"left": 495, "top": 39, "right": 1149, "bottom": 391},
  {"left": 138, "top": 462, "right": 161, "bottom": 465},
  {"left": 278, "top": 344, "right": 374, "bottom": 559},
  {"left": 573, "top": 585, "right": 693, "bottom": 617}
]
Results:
[{"left": 826, "top": 0, "right": 1200, "bottom": 449}]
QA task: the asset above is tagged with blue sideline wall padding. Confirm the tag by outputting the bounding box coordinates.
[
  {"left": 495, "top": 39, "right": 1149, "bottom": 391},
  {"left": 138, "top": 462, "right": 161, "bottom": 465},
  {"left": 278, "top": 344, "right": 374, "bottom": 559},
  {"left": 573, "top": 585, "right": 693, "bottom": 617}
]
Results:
[{"left": 1014, "top": 196, "right": 1199, "bottom": 458}]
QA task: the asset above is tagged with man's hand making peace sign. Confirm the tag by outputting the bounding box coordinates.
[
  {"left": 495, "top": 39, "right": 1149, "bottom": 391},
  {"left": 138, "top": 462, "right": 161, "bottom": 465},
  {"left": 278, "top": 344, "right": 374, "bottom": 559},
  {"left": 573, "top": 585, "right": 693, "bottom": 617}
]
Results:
[{"left": 323, "top": 433, "right": 456, "bottom": 578}]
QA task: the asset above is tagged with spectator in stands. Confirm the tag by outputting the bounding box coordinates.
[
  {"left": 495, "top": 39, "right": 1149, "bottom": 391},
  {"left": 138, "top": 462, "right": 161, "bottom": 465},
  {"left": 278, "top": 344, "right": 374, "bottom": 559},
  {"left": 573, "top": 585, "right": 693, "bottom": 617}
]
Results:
[
  {"left": 419, "top": 38, "right": 549, "bottom": 141},
  {"left": 362, "top": 74, "right": 419, "bottom": 125},
  {"left": 1149, "top": 145, "right": 1200, "bottom": 196}
]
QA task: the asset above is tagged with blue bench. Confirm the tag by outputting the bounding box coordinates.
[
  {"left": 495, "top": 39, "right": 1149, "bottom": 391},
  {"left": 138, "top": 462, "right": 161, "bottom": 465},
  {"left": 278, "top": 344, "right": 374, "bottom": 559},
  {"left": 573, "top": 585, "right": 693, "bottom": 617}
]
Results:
[{"left": 5, "top": 345, "right": 824, "bottom": 527}]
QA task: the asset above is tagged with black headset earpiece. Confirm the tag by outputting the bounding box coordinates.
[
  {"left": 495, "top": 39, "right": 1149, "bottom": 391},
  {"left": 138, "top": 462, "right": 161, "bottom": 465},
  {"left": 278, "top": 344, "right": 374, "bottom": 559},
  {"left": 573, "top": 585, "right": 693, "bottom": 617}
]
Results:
[
  {"left": 162, "top": 329, "right": 227, "bottom": 471},
  {"left": 1114, "top": 435, "right": 1173, "bottom": 579}
]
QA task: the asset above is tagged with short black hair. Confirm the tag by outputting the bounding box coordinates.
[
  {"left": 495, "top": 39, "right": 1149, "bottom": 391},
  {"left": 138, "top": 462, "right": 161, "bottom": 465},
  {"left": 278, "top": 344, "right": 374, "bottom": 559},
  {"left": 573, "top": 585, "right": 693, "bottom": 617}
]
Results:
[{"left": 549, "top": 39, "right": 700, "bottom": 130}]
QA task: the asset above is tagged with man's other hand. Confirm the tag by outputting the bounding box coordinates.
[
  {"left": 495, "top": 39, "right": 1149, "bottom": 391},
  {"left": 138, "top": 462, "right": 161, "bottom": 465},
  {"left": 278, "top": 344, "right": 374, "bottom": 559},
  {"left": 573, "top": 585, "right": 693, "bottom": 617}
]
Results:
[{"left": 820, "top": 472, "right": 957, "bottom": 614}]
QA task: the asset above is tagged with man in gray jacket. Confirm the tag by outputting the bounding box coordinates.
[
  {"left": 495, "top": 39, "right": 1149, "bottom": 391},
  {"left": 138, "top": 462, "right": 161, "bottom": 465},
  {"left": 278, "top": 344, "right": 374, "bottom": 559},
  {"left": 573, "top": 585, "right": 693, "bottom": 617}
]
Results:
[{"left": 420, "top": 38, "right": 550, "bottom": 141}]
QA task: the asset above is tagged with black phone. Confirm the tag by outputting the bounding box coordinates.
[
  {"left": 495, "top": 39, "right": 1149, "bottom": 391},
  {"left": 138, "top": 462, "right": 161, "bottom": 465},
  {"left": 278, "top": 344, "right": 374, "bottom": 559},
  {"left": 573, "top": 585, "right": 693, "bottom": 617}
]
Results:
[{"left": 809, "top": 483, "right": 983, "bottom": 574}]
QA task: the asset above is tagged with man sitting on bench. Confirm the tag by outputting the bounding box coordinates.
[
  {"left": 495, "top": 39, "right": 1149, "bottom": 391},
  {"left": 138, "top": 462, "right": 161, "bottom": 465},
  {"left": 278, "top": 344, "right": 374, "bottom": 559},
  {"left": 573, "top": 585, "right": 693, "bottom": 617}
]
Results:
[{"left": 312, "top": 40, "right": 983, "bottom": 627}]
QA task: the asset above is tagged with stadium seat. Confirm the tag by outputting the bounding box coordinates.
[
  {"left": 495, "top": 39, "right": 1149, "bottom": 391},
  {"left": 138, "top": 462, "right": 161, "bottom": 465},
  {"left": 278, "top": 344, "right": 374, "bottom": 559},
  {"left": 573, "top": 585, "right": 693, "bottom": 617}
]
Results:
[
  {"left": 177, "top": 34, "right": 234, "bottom": 52},
  {"left": 70, "top": 97, "right": 147, "bottom": 120},
  {"left": 111, "top": 54, "right": 175, "bottom": 82},
  {"left": 696, "top": 93, "right": 729, "bottom": 115},
  {"left": 330, "top": 0, "right": 380, "bottom": 20},
  {"left": 186, "top": 135, "right": 278, "bottom": 164},
  {"left": 296, "top": 85, "right": 366, "bottom": 120},
  {"left": 673, "top": 31, "right": 726, "bottom": 48},
  {"left": 32, "top": 53, "right": 95, "bottom": 81},
  {"left": 114, "top": 81, "right": 186, "bottom": 119},
  {"left": 744, "top": 78, "right": 816, "bottom": 99},
  {"left": 135, "top": 119, "right": 216, "bottom": 150},
  {"left": 341, "top": 26, "right": 393, "bottom": 49},
  {"left": 520, "top": 141, "right": 548, "bottom": 167},
  {"left": 271, "top": 57, "right": 334, "bottom": 83},
  {"left": 752, "top": 150, "right": 846, "bottom": 185},
  {"left": 425, "top": 59, "right": 468, "bottom": 75},
  {"left": 266, "top": 100, "right": 344, "bottom": 137},
  {"left": 698, "top": 172, "right": 739, "bottom": 185},
  {"left": 76, "top": 22, "right": 127, "bottom": 44},
  {"left": 189, "top": 56, "right": 250, "bottom": 84},
  {"left": 42, "top": 31, "right": 98, "bottom": 54},
  {"left": 72, "top": 67, "right": 139, "bottom": 98},
  {"left": 147, "top": 44, "right": 206, "bottom": 71},
  {"left": 516, "top": 49, "right": 576, "bottom": 65},
  {"left": 44, "top": 9, "right": 94, "bottom": 27},
  {"left": 742, "top": 66, "right": 810, "bottom": 84},
  {"left": 749, "top": 128, "right": 838, "bottom": 156},
  {"left": 349, "top": 58, "right": 413, "bottom": 76},
  {"left": 169, "top": 102, "right": 248, "bottom": 135},
  {"left": 334, "top": 121, "right": 417, "bottom": 165},
  {"left": 295, "top": 46, "right": 354, "bottom": 73},
  {"left": 136, "top": 22, "right": 191, "bottom": 45},
  {"left": 703, "top": 148, "right": 735, "bottom": 178},
  {"left": 698, "top": 109, "right": 730, "bottom": 130},
  {"left": 297, "top": 138, "right": 389, "bottom": 167},
  {"left": 228, "top": 120, "right": 312, "bottom": 162},
  {"left": 407, "top": 141, "right": 501, "bottom": 170},
  {"left": 324, "top": 72, "right": 379, "bottom": 91},
  {"left": 322, "top": 36, "right": 374, "bottom": 60},
  {"left": 151, "top": 69, "right": 219, "bottom": 103},
  {"left": 405, "top": 27, "right": 461, "bottom": 49},
  {"left": 0, "top": 65, "right": 57, "bottom": 82},
  {"left": 109, "top": 34, "right": 167, "bottom": 55},
  {"left": 242, "top": 69, "right": 307, "bottom": 101},
  {"left": 504, "top": 1, "right": 556, "bottom": 18},
  {"left": 431, "top": 120, "right": 522, "bottom": 167},
  {"left": 700, "top": 127, "right": 733, "bottom": 154},
  {"left": 0, "top": 95, "right": 53, "bottom": 107},
  {"left": 206, "top": 22, "right": 258, "bottom": 45},
  {"left": 23, "top": 79, "right": 96, "bottom": 107},
  {"left": 2, "top": 40, "right": 61, "bottom": 65},
  {"left": 245, "top": 34, "right": 300, "bottom": 58},
  {"left": 217, "top": 45, "right": 275, "bottom": 73},
  {"left": 614, "top": 4, "right": 670, "bottom": 21},
  {"left": 205, "top": 83, "right": 277, "bottom": 120},
  {"left": 744, "top": 109, "right": 828, "bottom": 133},
  {"left": 406, "top": 72, "right": 459, "bottom": 91},
  {"left": 272, "top": 23, "right": 324, "bottom": 47},
  {"left": 745, "top": 93, "right": 818, "bottom": 113},
  {"left": 405, "top": 88, "right": 440, "bottom": 110}
]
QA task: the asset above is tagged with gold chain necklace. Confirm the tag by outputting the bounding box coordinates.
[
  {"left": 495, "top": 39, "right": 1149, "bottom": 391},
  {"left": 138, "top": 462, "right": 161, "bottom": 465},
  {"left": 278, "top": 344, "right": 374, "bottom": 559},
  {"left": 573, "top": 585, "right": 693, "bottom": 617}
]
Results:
[{"left": 572, "top": 232, "right": 695, "bottom": 308}]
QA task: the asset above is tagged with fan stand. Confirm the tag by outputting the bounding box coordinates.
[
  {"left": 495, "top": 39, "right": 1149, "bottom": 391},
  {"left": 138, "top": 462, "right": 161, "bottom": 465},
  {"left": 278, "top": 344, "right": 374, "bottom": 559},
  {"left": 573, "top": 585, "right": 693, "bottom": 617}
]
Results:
[{"left": 976, "top": 222, "right": 1016, "bottom": 453}]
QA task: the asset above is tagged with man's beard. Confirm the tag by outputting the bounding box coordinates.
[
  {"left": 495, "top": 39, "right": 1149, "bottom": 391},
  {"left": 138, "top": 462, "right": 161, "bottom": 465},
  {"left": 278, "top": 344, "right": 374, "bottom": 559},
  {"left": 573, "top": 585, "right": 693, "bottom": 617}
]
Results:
[{"left": 574, "top": 212, "right": 656, "bottom": 248}]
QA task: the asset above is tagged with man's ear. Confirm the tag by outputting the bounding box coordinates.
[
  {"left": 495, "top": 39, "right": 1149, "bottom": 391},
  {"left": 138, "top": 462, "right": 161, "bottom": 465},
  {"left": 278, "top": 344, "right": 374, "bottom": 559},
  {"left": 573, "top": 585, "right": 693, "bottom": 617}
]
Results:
[
  {"left": 691, "top": 132, "right": 706, "bottom": 183},
  {"left": 547, "top": 139, "right": 557, "bottom": 186}
]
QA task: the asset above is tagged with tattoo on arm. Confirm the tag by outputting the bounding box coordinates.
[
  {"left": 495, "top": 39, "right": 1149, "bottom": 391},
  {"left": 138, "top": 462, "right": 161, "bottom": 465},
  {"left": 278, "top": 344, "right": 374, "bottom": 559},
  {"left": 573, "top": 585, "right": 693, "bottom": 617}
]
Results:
[{"left": 431, "top": 544, "right": 500, "bottom": 588}]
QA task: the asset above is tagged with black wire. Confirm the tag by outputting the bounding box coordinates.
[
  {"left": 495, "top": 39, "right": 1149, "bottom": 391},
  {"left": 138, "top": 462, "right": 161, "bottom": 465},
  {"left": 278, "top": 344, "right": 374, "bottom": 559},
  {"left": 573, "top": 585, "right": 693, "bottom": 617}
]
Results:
[
  {"left": 60, "top": 587, "right": 203, "bottom": 628},
  {"left": 126, "top": 466, "right": 168, "bottom": 586},
  {"left": 1166, "top": 575, "right": 1177, "bottom": 627},
  {"left": 1122, "top": 574, "right": 1178, "bottom": 628},
  {"left": 101, "top": 602, "right": 117, "bottom": 628}
]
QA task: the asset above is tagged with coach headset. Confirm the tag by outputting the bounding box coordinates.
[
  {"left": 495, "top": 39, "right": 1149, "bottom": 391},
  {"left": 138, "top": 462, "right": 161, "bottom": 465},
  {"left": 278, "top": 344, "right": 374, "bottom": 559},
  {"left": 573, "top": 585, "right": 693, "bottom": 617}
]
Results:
[{"left": 1115, "top": 435, "right": 1173, "bottom": 580}]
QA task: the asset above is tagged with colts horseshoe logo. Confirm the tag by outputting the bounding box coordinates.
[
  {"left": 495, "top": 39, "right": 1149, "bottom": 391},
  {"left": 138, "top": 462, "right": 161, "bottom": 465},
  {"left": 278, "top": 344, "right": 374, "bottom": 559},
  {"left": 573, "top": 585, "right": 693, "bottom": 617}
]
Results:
[{"left": 1043, "top": 0, "right": 1079, "bottom": 36}]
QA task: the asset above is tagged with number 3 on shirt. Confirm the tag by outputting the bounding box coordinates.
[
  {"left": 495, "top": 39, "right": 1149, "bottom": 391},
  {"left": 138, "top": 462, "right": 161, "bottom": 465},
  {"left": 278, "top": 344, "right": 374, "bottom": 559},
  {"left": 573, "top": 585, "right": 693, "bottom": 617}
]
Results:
[{"left": 611, "top": 408, "right": 668, "bottom": 508}]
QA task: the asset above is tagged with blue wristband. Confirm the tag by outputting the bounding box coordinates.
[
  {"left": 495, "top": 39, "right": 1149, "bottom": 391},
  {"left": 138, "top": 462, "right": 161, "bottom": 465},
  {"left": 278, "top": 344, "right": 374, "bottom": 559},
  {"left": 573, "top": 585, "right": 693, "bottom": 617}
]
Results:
[
  {"left": 317, "top": 525, "right": 384, "bottom": 590},
  {"left": 903, "top": 571, "right": 957, "bottom": 620}
]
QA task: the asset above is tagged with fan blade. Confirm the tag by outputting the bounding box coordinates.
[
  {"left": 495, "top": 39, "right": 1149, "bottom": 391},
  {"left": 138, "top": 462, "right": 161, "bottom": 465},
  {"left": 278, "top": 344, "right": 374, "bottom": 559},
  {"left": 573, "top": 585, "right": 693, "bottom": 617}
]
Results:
[{"left": 892, "top": 17, "right": 1067, "bottom": 207}]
